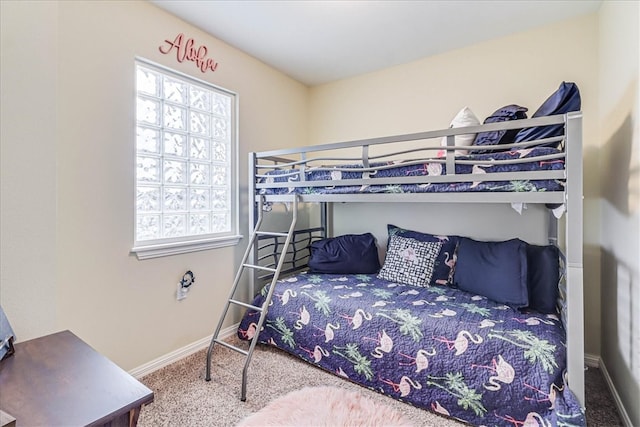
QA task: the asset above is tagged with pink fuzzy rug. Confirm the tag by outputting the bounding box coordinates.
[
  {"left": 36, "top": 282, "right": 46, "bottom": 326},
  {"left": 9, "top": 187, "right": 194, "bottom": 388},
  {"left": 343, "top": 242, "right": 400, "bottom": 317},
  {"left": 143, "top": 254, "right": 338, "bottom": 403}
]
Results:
[{"left": 237, "top": 386, "right": 413, "bottom": 427}]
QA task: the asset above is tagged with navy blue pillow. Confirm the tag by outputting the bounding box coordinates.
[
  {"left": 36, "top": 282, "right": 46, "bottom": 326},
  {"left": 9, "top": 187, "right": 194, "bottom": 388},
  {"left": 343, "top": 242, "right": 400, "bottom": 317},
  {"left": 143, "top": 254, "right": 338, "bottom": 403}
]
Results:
[
  {"left": 308, "top": 233, "right": 380, "bottom": 274},
  {"left": 526, "top": 244, "right": 560, "bottom": 314},
  {"left": 453, "top": 237, "right": 529, "bottom": 307},
  {"left": 471, "top": 105, "right": 528, "bottom": 152},
  {"left": 387, "top": 224, "right": 459, "bottom": 286},
  {"left": 515, "top": 82, "right": 581, "bottom": 144}
]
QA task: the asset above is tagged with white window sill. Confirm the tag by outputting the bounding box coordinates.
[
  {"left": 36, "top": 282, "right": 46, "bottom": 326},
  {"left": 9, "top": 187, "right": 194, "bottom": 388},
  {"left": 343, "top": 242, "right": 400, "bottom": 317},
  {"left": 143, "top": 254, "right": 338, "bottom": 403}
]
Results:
[{"left": 131, "top": 235, "right": 243, "bottom": 260}]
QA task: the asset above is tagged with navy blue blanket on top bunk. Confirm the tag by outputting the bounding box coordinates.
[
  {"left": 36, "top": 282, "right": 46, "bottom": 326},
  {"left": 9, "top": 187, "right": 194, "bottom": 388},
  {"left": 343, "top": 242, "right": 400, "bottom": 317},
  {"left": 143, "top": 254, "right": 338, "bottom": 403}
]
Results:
[
  {"left": 258, "top": 147, "right": 564, "bottom": 196},
  {"left": 238, "top": 272, "right": 585, "bottom": 426}
]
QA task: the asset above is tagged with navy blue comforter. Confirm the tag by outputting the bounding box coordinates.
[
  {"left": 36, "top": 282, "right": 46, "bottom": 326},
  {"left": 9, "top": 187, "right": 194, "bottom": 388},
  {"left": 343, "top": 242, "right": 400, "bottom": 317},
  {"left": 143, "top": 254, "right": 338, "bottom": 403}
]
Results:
[
  {"left": 258, "top": 147, "right": 565, "bottom": 195},
  {"left": 238, "top": 272, "right": 585, "bottom": 426}
]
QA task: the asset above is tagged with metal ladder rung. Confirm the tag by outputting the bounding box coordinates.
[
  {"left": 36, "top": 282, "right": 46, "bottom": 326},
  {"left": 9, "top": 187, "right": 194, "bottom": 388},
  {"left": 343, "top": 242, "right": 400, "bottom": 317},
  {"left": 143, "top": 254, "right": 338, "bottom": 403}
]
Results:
[
  {"left": 242, "top": 263, "right": 277, "bottom": 272},
  {"left": 206, "top": 194, "right": 300, "bottom": 401},
  {"left": 229, "top": 299, "right": 263, "bottom": 312},
  {"left": 256, "top": 231, "right": 289, "bottom": 237},
  {"left": 213, "top": 339, "right": 249, "bottom": 356}
]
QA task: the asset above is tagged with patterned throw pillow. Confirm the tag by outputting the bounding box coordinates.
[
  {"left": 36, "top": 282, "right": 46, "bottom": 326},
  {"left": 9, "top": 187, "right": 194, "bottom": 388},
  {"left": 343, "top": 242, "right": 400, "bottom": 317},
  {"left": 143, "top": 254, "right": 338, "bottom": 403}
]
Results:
[
  {"left": 378, "top": 234, "right": 442, "bottom": 287},
  {"left": 387, "top": 224, "right": 459, "bottom": 286}
]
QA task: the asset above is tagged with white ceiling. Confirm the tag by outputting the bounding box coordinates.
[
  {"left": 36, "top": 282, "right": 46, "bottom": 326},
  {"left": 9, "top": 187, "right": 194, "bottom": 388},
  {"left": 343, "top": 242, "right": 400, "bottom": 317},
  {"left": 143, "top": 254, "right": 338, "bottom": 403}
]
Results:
[{"left": 151, "top": 0, "right": 602, "bottom": 86}]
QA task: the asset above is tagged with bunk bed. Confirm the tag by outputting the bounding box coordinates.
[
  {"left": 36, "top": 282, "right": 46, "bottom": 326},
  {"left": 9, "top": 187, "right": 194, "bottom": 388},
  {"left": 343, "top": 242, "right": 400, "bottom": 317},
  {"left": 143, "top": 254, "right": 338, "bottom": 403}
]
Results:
[{"left": 207, "top": 101, "right": 585, "bottom": 426}]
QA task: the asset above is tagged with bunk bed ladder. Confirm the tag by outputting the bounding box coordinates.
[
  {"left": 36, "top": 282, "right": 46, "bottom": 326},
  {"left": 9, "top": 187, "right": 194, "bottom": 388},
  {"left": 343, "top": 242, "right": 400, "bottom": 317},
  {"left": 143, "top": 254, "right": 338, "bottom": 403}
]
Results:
[{"left": 204, "top": 195, "right": 299, "bottom": 402}]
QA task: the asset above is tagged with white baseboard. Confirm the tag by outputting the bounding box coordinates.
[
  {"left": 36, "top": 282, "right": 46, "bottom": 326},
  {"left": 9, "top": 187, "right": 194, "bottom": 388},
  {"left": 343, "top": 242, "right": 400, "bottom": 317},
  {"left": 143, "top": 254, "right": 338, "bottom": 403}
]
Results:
[
  {"left": 597, "top": 358, "right": 634, "bottom": 427},
  {"left": 584, "top": 352, "right": 600, "bottom": 368},
  {"left": 129, "top": 323, "right": 239, "bottom": 379}
]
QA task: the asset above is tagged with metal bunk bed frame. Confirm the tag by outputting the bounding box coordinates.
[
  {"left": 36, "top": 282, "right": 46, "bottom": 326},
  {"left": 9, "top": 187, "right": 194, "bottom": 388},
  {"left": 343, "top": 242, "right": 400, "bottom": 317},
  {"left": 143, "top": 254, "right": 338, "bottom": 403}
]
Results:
[{"left": 207, "top": 112, "right": 585, "bottom": 408}]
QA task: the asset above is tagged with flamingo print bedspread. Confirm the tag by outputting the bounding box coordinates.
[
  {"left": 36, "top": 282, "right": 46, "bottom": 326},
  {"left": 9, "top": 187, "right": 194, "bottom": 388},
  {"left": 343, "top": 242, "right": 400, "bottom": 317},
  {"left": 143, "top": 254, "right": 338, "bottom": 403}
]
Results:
[
  {"left": 257, "top": 147, "right": 565, "bottom": 196},
  {"left": 237, "top": 272, "right": 585, "bottom": 426}
]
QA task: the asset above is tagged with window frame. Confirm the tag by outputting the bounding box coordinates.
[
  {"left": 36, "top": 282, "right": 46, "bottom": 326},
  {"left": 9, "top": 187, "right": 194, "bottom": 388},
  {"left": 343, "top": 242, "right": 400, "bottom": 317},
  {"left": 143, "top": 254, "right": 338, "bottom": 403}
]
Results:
[{"left": 131, "top": 58, "right": 241, "bottom": 260}]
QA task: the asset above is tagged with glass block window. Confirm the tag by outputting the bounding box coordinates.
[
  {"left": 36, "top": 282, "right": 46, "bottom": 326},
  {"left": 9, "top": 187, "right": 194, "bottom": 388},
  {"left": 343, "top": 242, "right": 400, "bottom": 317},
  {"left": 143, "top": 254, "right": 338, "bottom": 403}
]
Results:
[{"left": 133, "top": 60, "right": 238, "bottom": 258}]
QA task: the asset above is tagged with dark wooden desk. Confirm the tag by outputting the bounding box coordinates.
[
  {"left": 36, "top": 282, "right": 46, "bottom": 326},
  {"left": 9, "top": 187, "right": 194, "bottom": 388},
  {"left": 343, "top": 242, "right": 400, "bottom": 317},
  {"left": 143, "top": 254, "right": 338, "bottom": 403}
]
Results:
[{"left": 0, "top": 330, "right": 153, "bottom": 427}]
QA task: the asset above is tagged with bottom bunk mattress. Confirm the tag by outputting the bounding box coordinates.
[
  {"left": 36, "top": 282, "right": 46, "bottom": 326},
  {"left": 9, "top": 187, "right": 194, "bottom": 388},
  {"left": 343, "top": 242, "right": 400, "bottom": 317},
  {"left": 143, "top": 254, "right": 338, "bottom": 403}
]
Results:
[{"left": 238, "top": 272, "right": 585, "bottom": 426}]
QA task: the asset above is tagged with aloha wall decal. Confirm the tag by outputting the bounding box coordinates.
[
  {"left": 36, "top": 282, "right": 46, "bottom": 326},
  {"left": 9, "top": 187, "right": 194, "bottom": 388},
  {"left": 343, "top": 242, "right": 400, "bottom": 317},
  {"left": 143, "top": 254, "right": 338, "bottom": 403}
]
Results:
[{"left": 159, "top": 33, "right": 219, "bottom": 73}]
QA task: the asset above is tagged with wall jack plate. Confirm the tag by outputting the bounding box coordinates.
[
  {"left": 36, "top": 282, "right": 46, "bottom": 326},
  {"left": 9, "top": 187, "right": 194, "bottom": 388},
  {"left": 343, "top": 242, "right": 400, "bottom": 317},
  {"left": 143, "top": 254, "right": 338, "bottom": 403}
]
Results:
[{"left": 176, "top": 283, "right": 189, "bottom": 301}]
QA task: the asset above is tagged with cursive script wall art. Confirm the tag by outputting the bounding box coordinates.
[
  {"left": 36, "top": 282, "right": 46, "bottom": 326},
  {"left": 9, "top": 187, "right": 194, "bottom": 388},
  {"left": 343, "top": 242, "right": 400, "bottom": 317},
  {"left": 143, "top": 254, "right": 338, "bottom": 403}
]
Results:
[{"left": 159, "top": 33, "right": 219, "bottom": 73}]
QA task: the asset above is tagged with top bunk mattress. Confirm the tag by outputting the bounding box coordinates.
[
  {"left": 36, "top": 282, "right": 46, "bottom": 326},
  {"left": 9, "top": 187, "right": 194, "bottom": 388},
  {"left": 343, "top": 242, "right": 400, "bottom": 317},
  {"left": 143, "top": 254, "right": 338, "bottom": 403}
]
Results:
[
  {"left": 256, "top": 146, "right": 565, "bottom": 196},
  {"left": 251, "top": 111, "right": 582, "bottom": 205}
]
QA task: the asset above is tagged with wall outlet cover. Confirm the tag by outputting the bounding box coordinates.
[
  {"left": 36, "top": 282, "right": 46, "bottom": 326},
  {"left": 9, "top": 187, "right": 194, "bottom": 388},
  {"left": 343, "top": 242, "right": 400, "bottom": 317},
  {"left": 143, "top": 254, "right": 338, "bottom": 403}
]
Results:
[{"left": 176, "top": 283, "right": 189, "bottom": 301}]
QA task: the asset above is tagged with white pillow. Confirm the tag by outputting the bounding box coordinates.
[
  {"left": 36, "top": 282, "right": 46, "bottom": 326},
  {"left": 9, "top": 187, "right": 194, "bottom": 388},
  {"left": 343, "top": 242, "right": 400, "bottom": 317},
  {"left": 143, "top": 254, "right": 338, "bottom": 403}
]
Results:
[{"left": 440, "top": 106, "right": 480, "bottom": 156}]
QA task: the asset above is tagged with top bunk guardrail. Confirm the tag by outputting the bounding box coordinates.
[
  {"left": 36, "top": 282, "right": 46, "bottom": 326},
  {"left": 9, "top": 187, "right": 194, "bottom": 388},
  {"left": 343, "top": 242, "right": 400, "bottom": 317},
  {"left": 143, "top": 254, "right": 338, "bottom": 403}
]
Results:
[{"left": 250, "top": 112, "right": 582, "bottom": 205}]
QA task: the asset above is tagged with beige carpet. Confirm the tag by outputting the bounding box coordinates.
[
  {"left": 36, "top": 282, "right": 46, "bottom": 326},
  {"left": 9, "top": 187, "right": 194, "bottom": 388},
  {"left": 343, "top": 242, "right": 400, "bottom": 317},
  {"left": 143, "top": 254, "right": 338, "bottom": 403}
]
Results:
[{"left": 137, "top": 336, "right": 466, "bottom": 427}]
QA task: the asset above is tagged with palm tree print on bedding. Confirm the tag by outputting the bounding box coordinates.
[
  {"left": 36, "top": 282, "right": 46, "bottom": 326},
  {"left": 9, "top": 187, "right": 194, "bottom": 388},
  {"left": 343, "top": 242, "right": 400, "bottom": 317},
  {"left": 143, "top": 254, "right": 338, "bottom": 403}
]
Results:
[{"left": 238, "top": 272, "right": 585, "bottom": 426}]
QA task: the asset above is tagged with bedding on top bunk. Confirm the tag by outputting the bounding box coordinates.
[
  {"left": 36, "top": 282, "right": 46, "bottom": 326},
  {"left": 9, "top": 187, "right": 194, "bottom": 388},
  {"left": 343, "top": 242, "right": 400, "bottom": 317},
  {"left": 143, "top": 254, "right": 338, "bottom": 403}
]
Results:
[
  {"left": 237, "top": 272, "right": 585, "bottom": 426},
  {"left": 258, "top": 146, "right": 565, "bottom": 196},
  {"left": 259, "top": 82, "right": 581, "bottom": 198}
]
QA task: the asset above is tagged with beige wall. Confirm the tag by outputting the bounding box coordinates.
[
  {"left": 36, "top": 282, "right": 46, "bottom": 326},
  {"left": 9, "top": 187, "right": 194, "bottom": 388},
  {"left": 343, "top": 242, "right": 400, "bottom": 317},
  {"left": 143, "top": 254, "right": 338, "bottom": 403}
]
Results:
[
  {"left": 1, "top": 1, "right": 59, "bottom": 342},
  {"left": 598, "top": 1, "right": 640, "bottom": 425},
  {"left": 310, "top": 13, "right": 601, "bottom": 354},
  {"left": 1, "top": 0, "right": 308, "bottom": 370}
]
